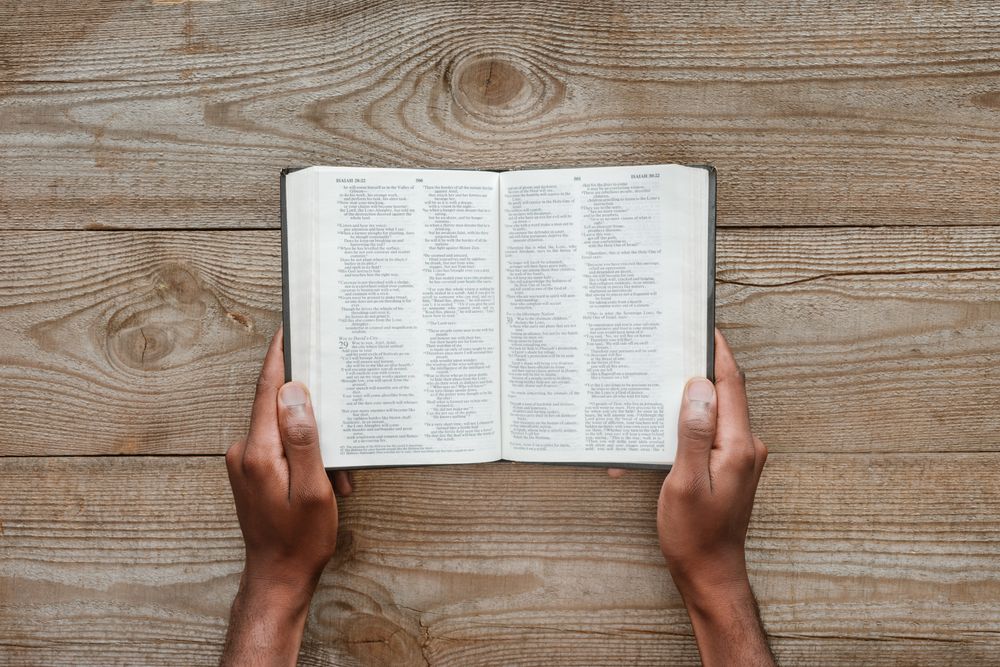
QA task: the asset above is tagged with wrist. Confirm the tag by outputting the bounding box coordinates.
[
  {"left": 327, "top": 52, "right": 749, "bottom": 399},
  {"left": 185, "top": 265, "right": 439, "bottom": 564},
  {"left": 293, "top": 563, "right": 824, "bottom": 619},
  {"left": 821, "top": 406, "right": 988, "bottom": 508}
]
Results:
[
  {"left": 670, "top": 563, "right": 775, "bottom": 667},
  {"left": 221, "top": 570, "right": 315, "bottom": 667},
  {"left": 667, "top": 553, "right": 753, "bottom": 618},
  {"left": 237, "top": 566, "right": 318, "bottom": 621},
  {"left": 676, "top": 571, "right": 754, "bottom": 625}
]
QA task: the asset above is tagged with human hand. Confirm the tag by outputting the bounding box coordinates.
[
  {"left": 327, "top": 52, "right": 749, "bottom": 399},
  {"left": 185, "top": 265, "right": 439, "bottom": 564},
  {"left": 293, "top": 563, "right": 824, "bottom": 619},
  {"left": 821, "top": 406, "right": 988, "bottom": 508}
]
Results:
[
  {"left": 226, "top": 328, "right": 349, "bottom": 596},
  {"left": 658, "top": 329, "right": 774, "bottom": 665},
  {"left": 221, "top": 328, "right": 350, "bottom": 666},
  {"left": 659, "top": 328, "right": 765, "bottom": 597}
]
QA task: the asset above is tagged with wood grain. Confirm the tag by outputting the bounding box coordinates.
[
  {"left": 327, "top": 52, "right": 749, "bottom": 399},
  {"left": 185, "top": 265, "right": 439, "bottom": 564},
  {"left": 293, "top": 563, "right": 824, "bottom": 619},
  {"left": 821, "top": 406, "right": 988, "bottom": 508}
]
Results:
[
  {"left": 1, "top": 455, "right": 998, "bottom": 666},
  {"left": 2, "top": 4, "right": 999, "bottom": 663},
  {"left": 1, "top": 227, "right": 996, "bottom": 456},
  {"left": 718, "top": 226, "right": 1000, "bottom": 455},
  {"left": 2, "top": 1, "right": 999, "bottom": 229},
  {"left": 0, "top": 231, "right": 278, "bottom": 455}
]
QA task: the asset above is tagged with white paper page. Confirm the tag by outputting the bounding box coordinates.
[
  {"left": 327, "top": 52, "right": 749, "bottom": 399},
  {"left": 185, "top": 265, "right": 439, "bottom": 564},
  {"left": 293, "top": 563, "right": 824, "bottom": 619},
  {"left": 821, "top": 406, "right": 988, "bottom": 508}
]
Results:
[
  {"left": 306, "top": 167, "right": 501, "bottom": 468},
  {"left": 500, "top": 165, "right": 709, "bottom": 466},
  {"left": 285, "top": 169, "right": 316, "bottom": 395}
]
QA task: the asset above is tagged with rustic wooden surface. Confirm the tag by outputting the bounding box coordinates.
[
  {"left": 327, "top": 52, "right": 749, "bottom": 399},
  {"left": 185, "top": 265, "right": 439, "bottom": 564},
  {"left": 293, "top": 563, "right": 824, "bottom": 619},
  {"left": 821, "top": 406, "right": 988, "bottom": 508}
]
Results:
[
  {"left": 3, "top": 456, "right": 1000, "bottom": 666},
  {"left": 2, "top": 227, "right": 999, "bottom": 457},
  {"left": 1, "top": 1, "right": 999, "bottom": 665}
]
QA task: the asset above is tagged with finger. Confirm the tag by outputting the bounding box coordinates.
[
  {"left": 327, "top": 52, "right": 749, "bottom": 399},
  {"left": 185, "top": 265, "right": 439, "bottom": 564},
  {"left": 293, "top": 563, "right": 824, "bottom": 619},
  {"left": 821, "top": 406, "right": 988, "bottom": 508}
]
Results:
[
  {"left": 674, "top": 377, "right": 717, "bottom": 478},
  {"left": 752, "top": 436, "right": 768, "bottom": 482},
  {"left": 224, "top": 439, "right": 245, "bottom": 483},
  {"left": 245, "top": 328, "right": 285, "bottom": 460},
  {"left": 326, "top": 469, "right": 353, "bottom": 496},
  {"left": 277, "top": 381, "right": 330, "bottom": 502},
  {"left": 607, "top": 468, "right": 627, "bottom": 479},
  {"left": 713, "top": 329, "right": 753, "bottom": 453},
  {"left": 333, "top": 470, "right": 353, "bottom": 496}
]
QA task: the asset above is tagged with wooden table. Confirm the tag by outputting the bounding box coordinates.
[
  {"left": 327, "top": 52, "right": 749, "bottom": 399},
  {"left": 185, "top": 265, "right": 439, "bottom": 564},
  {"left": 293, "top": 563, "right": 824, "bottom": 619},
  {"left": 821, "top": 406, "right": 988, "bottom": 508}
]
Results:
[{"left": 2, "top": 2, "right": 999, "bottom": 664}]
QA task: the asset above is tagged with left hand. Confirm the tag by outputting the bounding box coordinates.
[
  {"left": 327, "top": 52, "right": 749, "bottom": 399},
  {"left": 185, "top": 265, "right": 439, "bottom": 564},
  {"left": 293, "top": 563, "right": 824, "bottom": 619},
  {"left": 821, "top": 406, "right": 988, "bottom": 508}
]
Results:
[
  {"left": 221, "top": 329, "right": 352, "bottom": 666},
  {"left": 225, "top": 328, "right": 350, "bottom": 599}
]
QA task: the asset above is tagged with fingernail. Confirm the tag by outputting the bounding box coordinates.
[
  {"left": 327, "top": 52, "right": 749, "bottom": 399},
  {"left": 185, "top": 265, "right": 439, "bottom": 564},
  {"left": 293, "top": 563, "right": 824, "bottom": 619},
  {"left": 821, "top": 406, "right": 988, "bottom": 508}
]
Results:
[
  {"left": 687, "top": 378, "right": 715, "bottom": 402},
  {"left": 279, "top": 382, "right": 307, "bottom": 407}
]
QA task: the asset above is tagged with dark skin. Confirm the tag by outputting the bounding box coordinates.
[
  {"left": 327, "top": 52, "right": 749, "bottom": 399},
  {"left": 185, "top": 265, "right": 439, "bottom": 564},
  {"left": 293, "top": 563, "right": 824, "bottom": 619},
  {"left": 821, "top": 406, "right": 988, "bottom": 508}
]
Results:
[
  {"left": 655, "top": 329, "right": 776, "bottom": 666},
  {"left": 221, "top": 328, "right": 774, "bottom": 666},
  {"left": 221, "top": 329, "right": 350, "bottom": 667}
]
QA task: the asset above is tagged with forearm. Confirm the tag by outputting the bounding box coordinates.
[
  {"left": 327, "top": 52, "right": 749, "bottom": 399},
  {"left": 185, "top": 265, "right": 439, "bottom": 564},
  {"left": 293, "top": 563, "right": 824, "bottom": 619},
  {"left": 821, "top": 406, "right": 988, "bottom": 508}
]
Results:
[
  {"left": 679, "top": 575, "right": 776, "bottom": 667},
  {"left": 220, "top": 573, "right": 314, "bottom": 667}
]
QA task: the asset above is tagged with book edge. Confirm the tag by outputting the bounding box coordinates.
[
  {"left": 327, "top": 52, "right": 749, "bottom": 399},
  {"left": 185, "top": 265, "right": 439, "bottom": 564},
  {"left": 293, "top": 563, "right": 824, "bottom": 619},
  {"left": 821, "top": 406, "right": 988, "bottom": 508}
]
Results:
[
  {"left": 701, "top": 164, "right": 717, "bottom": 383},
  {"left": 283, "top": 163, "right": 713, "bottom": 470},
  {"left": 325, "top": 460, "right": 670, "bottom": 471}
]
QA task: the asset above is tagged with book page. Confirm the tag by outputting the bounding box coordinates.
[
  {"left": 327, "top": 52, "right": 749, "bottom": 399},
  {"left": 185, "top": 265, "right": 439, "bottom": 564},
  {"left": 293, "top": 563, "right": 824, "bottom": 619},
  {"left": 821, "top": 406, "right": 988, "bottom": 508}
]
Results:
[
  {"left": 499, "top": 165, "right": 709, "bottom": 466},
  {"left": 285, "top": 169, "right": 316, "bottom": 393},
  {"left": 292, "top": 167, "right": 502, "bottom": 467}
]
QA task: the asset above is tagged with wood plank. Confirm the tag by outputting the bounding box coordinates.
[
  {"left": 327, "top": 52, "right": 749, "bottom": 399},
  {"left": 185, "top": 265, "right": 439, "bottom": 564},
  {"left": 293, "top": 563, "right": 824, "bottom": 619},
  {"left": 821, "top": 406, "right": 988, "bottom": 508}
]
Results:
[
  {"left": 1, "top": 227, "right": 997, "bottom": 456},
  {"left": 0, "top": 231, "right": 277, "bottom": 456},
  {"left": 719, "top": 226, "right": 1000, "bottom": 455},
  {"left": 2, "top": 1, "right": 999, "bottom": 228},
  {"left": 1, "top": 454, "right": 998, "bottom": 665}
]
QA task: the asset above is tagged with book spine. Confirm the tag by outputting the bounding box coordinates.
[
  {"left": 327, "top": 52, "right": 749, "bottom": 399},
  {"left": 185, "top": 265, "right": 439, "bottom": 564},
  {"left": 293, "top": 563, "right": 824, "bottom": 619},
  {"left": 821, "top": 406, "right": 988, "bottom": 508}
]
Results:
[
  {"left": 705, "top": 165, "right": 716, "bottom": 382},
  {"left": 280, "top": 169, "right": 292, "bottom": 382}
]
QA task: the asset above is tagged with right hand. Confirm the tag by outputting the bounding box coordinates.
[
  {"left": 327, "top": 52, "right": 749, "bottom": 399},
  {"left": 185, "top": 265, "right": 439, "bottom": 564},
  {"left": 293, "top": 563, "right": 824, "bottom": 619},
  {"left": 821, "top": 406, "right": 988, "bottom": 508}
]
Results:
[{"left": 657, "top": 329, "right": 767, "bottom": 601}]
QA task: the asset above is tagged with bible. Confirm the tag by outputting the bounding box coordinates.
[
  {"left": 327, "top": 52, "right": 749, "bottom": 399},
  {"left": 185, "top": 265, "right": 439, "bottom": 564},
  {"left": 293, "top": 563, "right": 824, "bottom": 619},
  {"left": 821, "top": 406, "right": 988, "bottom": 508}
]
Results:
[{"left": 281, "top": 164, "right": 715, "bottom": 469}]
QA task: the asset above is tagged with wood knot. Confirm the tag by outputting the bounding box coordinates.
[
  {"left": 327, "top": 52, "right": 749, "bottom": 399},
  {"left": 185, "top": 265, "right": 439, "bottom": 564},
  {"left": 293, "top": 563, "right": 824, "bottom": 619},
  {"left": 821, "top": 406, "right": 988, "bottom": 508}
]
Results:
[
  {"left": 456, "top": 57, "right": 525, "bottom": 108},
  {"left": 447, "top": 52, "right": 563, "bottom": 123},
  {"left": 152, "top": 261, "right": 205, "bottom": 307},
  {"left": 340, "top": 614, "right": 424, "bottom": 664},
  {"left": 104, "top": 261, "right": 212, "bottom": 371},
  {"left": 109, "top": 324, "right": 176, "bottom": 369}
]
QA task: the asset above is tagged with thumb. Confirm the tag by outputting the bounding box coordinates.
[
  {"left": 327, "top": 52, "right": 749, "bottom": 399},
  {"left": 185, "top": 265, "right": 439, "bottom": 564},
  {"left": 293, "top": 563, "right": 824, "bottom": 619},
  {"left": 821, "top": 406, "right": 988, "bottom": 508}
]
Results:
[
  {"left": 277, "top": 382, "right": 328, "bottom": 500},
  {"left": 674, "top": 378, "right": 717, "bottom": 475}
]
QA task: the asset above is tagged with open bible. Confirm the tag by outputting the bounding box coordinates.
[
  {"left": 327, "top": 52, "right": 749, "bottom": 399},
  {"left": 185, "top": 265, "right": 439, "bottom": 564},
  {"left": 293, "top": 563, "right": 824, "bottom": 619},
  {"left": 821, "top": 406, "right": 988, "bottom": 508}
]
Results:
[{"left": 281, "top": 164, "right": 715, "bottom": 469}]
